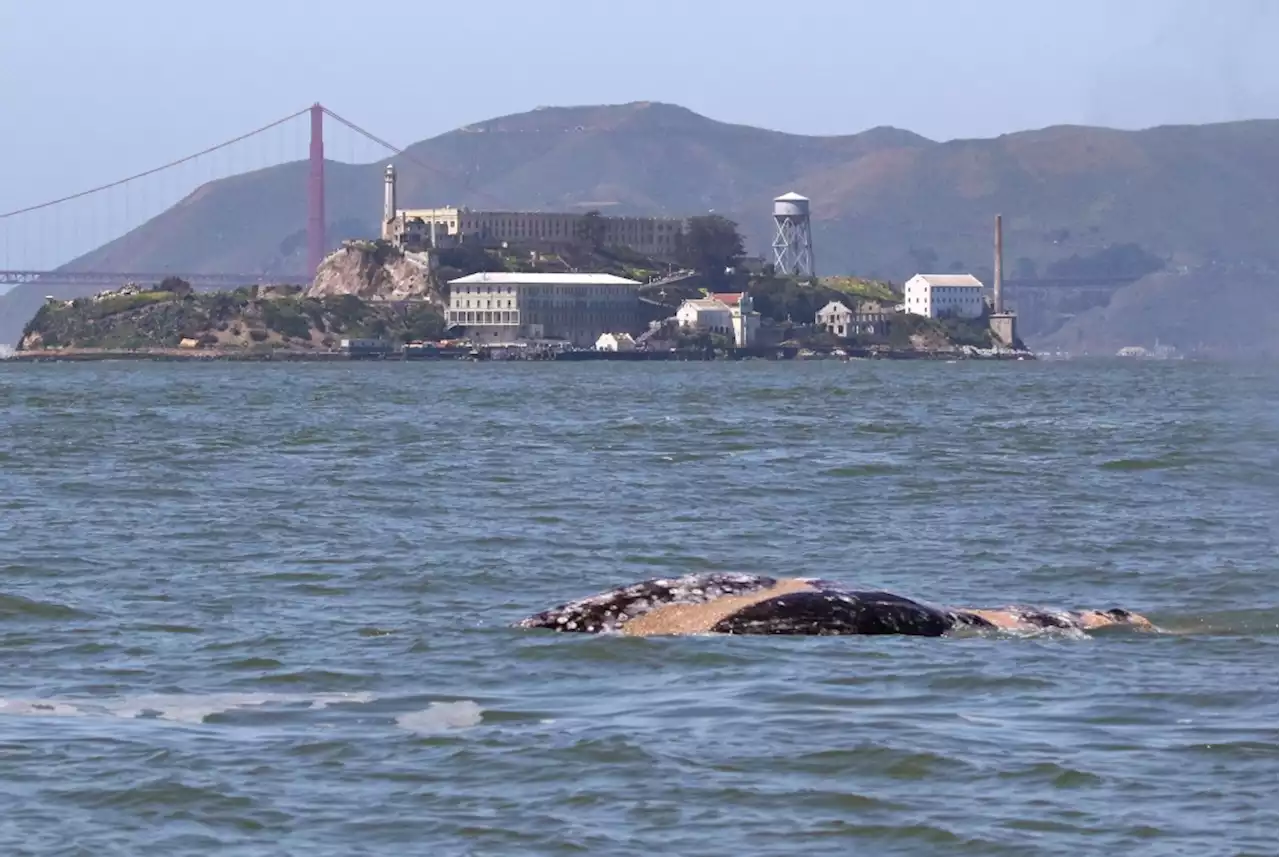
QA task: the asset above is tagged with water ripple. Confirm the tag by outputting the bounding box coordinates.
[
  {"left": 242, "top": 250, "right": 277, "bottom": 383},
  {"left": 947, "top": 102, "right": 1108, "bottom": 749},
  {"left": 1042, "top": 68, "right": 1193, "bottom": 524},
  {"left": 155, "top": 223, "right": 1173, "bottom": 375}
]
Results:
[{"left": 0, "top": 358, "right": 1276, "bottom": 856}]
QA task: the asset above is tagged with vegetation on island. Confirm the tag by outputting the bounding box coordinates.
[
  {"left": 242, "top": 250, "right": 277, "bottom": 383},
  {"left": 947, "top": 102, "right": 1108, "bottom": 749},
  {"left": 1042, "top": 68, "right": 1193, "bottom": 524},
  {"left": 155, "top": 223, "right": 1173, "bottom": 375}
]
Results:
[{"left": 20, "top": 280, "right": 445, "bottom": 352}]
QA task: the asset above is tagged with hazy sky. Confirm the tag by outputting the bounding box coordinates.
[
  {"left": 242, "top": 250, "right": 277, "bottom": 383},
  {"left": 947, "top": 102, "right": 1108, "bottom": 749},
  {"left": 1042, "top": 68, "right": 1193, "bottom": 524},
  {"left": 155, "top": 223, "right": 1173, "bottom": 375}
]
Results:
[{"left": 0, "top": 0, "right": 1276, "bottom": 269}]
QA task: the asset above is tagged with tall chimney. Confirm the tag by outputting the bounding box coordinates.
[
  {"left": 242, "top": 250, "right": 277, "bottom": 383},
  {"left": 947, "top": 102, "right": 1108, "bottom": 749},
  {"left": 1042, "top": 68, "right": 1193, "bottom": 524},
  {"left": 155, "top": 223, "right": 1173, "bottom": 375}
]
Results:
[{"left": 993, "top": 213, "right": 1004, "bottom": 314}]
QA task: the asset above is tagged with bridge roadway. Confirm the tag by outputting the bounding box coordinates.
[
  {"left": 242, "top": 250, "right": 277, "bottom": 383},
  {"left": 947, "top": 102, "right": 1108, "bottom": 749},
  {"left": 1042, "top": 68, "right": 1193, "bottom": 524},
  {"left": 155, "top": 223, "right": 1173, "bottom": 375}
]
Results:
[{"left": 0, "top": 270, "right": 311, "bottom": 289}]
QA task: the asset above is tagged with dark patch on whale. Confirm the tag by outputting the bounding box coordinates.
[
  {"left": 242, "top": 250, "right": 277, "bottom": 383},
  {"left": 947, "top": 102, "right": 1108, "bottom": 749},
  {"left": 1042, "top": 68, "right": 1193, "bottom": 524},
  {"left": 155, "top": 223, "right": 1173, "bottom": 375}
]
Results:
[{"left": 711, "top": 589, "right": 956, "bottom": 636}]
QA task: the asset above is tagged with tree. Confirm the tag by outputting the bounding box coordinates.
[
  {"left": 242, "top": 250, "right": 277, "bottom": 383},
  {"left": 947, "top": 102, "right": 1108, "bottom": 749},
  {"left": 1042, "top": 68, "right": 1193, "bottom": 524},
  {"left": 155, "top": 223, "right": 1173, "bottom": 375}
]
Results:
[
  {"left": 576, "top": 210, "right": 607, "bottom": 250},
  {"left": 156, "top": 276, "right": 193, "bottom": 296},
  {"left": 676, "top": 215, "right": 745, "bottom": 285}
]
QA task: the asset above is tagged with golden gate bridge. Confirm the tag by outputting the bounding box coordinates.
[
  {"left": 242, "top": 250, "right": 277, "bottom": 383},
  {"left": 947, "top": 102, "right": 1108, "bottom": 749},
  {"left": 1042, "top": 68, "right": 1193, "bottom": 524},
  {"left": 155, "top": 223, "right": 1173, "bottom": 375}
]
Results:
[
  {"left": 0, "top": 104, "right": 500, "bottom": 291},
  {"left": 0, "top": 105, "right": 1140, "bottom": 296}
]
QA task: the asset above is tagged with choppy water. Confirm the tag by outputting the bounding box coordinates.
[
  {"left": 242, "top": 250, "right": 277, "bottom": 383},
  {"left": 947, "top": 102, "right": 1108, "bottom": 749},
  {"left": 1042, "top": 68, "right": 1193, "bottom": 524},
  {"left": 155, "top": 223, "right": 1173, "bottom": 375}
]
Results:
[{"left": 0, "top": 359, "right": 1276, "bottom": 856}]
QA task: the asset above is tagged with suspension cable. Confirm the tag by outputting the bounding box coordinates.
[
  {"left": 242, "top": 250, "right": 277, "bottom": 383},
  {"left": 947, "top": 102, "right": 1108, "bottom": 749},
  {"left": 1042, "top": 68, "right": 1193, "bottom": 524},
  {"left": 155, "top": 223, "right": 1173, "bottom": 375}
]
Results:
[{"left": 0, "top": 107, "right": 313, "bottom": 219}]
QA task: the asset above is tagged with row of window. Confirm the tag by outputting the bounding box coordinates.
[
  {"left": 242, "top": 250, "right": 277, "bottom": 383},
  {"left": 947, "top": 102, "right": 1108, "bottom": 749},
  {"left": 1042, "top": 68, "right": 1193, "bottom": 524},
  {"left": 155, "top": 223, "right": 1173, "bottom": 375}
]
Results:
[
  {"left": 449, "top": 311, "right": 520, "bottom": 325},
  {"left": 453, "top": 285, "right": 633, "bottom": 296},
  {"left": 446, "top": 310, "right": 634, "bottom": 328},
  {"left": 907, "top": 294, "right": 982, "bottom": 303}
]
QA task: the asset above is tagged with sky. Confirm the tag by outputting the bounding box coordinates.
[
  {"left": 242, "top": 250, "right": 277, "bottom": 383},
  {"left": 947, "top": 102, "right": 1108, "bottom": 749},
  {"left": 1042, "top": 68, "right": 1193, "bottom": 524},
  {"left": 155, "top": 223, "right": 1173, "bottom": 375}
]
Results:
[{"left": 0, "top": 0, "right": 1276, "bottom": 273}]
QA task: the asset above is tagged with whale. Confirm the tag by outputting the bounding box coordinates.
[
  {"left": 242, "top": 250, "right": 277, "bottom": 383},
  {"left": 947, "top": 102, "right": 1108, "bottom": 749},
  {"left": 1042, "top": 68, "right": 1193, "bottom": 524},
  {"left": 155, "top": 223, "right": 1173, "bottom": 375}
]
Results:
[{"left": 515, "top": 573, "right": 1154, "bottom": 637}]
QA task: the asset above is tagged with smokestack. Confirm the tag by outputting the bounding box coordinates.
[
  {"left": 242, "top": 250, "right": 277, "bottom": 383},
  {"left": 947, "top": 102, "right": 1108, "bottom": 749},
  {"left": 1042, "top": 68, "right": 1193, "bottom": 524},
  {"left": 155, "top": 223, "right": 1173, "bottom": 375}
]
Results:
[{"left": 993, "top": 213, "right": 1004, "bottom": 314}]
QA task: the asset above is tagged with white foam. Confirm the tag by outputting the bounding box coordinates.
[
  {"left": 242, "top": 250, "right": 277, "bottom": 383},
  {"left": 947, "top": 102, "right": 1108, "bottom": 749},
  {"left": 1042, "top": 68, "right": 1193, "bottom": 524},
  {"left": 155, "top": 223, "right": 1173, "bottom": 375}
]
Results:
[
  {"left": 0, "top": 691, "right": 378, "bottom": 725},
  {"left": 0, "top": 698, "right": 82, "bottom": 717},
  {"left": 395, "top": 700, "right": 484, "bottom": 736},
  {"left": 104, "top": 692, "right": 377, "bottom": 723}
]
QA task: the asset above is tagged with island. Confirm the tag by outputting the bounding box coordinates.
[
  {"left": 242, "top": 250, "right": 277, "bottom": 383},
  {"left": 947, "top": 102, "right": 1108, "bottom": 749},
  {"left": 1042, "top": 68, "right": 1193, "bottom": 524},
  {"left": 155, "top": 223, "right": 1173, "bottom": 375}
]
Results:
[{"left": 12, "top": 214, "right": 1032, "bottom": 362}]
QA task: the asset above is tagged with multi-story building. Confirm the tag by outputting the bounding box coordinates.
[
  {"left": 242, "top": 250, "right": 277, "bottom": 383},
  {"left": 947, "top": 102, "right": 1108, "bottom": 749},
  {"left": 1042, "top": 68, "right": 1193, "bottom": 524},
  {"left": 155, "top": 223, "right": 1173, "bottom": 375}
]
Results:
[
  {"left": 902, "top": 273, "right": 986, "bottom": 319},
  {"left": 816, "top": 300, "right": 891, "bottom": 337},
  {"left": 445, "top": 271, "right": 644, "bottom": 347},
  {"left": 675, "top": 291, "right": 760, "bottom": 346},
  {"left": 391, "top": 207, "right": 685, "bottom": 258}
]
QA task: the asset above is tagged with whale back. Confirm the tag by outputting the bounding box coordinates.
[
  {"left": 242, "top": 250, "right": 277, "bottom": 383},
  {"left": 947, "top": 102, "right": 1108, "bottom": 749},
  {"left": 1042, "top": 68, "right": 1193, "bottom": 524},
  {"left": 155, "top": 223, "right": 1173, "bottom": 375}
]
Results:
[
  {"left": 515, "top": 572, "right": 782, "bottom": 634},
  {"left": 516, "top": 574, "right": 958, "bottom": 637}
]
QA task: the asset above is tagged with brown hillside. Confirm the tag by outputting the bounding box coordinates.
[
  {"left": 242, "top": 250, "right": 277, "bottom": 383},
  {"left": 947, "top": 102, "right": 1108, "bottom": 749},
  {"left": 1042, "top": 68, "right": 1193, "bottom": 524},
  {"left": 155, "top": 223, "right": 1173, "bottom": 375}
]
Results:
[{"left": 0, "top": 101, "right": 1275, "bottom": 351}]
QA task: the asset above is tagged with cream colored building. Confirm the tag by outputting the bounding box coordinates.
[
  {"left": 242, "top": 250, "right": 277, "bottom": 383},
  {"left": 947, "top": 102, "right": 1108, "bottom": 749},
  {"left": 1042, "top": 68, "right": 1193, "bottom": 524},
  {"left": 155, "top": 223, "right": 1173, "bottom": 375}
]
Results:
[
  {"left": 816, "top": 300, "right": 891, "bottom": 337},
  {"left": 446, "top": 272, "right": 643, "bottom": 347},
  {"left": 390, "top": 207, "right": 685, "bottom": 258},
  {"left": 902, "top": 274, "right": 986, "bottom": 319},
  {"left": 675, "top": 291, "right": 760, "bottom": 347}
]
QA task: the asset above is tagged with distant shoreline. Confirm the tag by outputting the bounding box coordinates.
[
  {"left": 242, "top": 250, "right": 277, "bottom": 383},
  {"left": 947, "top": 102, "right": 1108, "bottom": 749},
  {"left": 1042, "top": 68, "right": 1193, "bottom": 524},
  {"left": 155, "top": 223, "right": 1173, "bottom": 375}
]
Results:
[{"left": 3, "top": 346, "right": 1035, "bottom": 363}]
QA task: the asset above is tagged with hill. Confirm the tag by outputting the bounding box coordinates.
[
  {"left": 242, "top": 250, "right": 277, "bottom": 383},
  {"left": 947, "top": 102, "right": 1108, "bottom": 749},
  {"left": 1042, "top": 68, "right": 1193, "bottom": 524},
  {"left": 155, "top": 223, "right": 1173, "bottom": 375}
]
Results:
[{"left": 0, "top": 101, "right": 1275, "bottom": 352}]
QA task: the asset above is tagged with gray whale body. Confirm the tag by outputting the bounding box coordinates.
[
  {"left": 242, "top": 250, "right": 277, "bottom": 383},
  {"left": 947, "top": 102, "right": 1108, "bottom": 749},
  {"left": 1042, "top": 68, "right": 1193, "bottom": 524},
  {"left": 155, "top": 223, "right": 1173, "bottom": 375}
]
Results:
[{"left": 516, "top": 573, "right": 1153, "bottom": 637}]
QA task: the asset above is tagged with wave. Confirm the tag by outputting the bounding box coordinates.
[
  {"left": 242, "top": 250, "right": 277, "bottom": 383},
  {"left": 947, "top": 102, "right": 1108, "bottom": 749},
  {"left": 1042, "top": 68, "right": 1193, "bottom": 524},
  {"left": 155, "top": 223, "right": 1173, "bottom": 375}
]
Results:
[
  {"left": 1146, "top": 607, "right": 1279, "bottom": 637},
  {"left": 0, "top": 592, "right": 92, "bottom": 620},
  {"left": 0, "top": 692, "right": 488, "bottom": 738}
]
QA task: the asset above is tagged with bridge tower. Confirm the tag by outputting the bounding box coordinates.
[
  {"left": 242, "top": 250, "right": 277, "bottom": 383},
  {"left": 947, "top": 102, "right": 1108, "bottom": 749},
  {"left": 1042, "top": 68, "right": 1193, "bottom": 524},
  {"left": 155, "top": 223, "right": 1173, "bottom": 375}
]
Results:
[
  {"left": 772, "top": 191, "right": 815, "bottom": 277},
  {"left": 307, "top": 103, "right": 325, "bottom": 278}
]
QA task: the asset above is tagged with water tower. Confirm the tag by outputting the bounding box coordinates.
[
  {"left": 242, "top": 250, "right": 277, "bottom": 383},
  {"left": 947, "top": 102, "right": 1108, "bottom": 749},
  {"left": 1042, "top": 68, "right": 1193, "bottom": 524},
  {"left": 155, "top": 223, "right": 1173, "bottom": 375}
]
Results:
[{"left": 772, "top": 191, "right": 815, "bottom": 277}]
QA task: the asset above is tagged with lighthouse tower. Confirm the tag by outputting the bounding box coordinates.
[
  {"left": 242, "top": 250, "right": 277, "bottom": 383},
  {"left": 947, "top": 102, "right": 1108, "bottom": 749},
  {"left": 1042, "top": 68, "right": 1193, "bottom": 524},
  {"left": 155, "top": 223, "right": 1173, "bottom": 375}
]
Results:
[{"left": 381, "top": 164, "right": 398, "bottom": 241}]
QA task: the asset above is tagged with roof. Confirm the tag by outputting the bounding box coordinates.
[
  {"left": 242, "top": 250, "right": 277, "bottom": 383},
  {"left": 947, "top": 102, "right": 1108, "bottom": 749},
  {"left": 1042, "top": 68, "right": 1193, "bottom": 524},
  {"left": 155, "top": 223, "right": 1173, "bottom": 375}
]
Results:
[
  {"left": 447, "top": 272, "right": 642, "bottom": 286},
  {"left": 774, "top": 191, "right": 809, "bottom": 201},
  {"left": 680, "top": 298, "right": 732, "bottom": 311},
  {"left": 817, "top": 300, "right": 851, "bottom": 315},
  {"left": 710, "top": 291, "right": 747, "bottom": 305},
  {"left": 911, "top": 273, "right": 984, "bottom": 287}
]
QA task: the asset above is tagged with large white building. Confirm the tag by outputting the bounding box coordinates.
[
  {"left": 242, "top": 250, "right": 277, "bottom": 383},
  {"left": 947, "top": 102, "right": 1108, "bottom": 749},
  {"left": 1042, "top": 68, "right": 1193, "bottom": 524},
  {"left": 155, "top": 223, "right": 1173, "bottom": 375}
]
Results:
[
  {"left": 389, "top": 206, "right": 685, "bottom": 258},
  {"left": 901, "top": 274, "right": 986, "bottom": 319},
  {"left": 446, "top": 272, "right": 643, "bottom": 347},
  {"left": 378, "top": 164, "right": 685, "bottom": 257},
  {"left": 675, "top": 291, "right": 760, "bottom": 347}
]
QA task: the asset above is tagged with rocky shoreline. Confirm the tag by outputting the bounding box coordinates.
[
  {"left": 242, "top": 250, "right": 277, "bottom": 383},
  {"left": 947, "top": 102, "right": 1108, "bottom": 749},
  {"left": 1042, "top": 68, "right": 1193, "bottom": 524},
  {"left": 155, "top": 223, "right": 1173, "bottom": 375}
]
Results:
[{"left": 4, "top": 345, "right": 1035, "bottom": 363}]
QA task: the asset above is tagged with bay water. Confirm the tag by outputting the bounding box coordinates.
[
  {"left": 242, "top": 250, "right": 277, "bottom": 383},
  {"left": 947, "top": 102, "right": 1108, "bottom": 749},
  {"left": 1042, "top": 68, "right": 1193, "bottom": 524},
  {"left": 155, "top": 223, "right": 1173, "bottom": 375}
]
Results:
[{"left": 0, "top": 359, "right": 1276, "bottom": 855}]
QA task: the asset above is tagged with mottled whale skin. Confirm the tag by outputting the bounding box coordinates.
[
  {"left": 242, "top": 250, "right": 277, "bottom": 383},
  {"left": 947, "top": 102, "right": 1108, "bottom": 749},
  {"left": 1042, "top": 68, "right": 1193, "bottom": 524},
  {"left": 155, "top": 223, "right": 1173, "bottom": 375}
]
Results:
[{"left": 516, "top": 573, "right": 1153, "bottom": 637}]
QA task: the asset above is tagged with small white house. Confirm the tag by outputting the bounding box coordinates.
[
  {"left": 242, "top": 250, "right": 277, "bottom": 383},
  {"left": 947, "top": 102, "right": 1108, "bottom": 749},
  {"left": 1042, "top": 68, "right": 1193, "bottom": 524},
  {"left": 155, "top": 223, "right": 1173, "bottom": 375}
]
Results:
[
  {"left": 595, "top": 332, "right": 637, "bottom": 352},
  {"left": 817, "top": 300, "right": 891, "bottom": 337},
  {"left": 676, "top": 298, "right": 733, "bottom": 336},
  {"left": 675, "top": 291, "right": 760, "bottom": 346},
  {"left": 902, "top": 274, "right": 986, "bottom": 319},
  {"left": 816, "top": 301, "right": 854, "bottom": 336}
]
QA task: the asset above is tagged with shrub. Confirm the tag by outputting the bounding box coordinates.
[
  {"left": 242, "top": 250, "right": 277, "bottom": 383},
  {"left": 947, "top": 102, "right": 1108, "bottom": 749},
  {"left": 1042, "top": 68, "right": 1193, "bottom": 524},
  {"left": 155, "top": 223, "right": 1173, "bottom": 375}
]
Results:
[
  {"left": 261, "top": 301, "right": 313, "bottom": 339},
  {"left": 248, "top": 329, "right": 269, "bottom": 342}
]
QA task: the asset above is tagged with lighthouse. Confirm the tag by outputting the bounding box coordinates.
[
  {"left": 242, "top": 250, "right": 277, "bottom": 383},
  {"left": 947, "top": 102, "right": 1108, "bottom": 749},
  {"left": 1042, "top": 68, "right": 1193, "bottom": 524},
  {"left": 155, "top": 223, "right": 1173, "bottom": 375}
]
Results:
[{"left": 381, "top": 164, "right": 397, "bottom": 241}]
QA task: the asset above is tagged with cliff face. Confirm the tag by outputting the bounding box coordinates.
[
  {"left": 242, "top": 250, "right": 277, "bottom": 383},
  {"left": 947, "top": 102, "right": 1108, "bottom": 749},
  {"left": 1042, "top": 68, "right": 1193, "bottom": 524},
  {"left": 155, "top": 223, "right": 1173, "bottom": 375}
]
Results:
[{"left": 306, "top": 241, "right": 441, "bottom": 304}]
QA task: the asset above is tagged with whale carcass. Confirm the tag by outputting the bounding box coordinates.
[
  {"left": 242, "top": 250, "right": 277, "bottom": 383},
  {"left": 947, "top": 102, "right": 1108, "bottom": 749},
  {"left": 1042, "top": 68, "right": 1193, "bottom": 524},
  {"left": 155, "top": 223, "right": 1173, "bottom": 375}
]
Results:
[{"left": 515, "top": 573, "right": 1153, "bottom": 637}]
